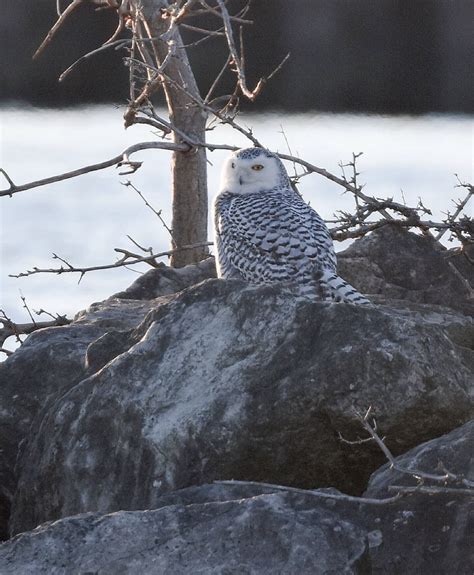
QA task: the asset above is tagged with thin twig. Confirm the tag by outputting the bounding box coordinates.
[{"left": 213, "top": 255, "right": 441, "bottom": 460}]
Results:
[
  {"left": 34, "top": 0, "right": 85, "bottom": 60},
  {"left": 10, "top": 242, "right": 213, "bottom": 279},
  {"left": 353, "top": 407, "right": 474, "bottom": 489},
  {"left": 122, "top": 180, "right": 175, "bottom": 240},
  {"left": 214, "top": 480, "right": 402, "bottom": 505},
  {"left": 59, "top": 39, "right": 129, "bottom": 83},
  {"left": 436, "top": 177, "right": 473, "bottom": 242},
  {"left": 180, "top": 23, "right": 225, "bottom": 37},
  {"left": 205, "top": 54, "right": 232, "bottom": 103},
  {"left": 388, "top": 485, "right": 474, "bottom": 497},
  {"left": 20, "top": 293, "right": 37, "bottom": 326},
  {"left": 198, "top": 1, "right": 253, "bottom": 25},
  {"left": 0, "top": 308, "right": 71, "bottom": 352},
  {"left": 0, "top": 141, "right": 188, "bottom": 197},
  {"left": 216, "top": 0, "right": 265, "bottom": 100}
]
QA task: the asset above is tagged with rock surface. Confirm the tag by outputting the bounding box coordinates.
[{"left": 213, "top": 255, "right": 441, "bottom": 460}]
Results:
[
  {"left": 338, "top": 225, "right": 473, "bottom": 315},
  {"left": 1, "top": 415, "right": 472, "bottom": 575},
  {"left": 0, "top": 491, "right": 371, "bottom": 575},
  {"left": 363, "top": 420, "right": 474, "bottom": 575},
  {"left": 9, "top": 277, "right": 473, "bottom": 535},
  {"left": 0, "top": 299, "right": 152, "bottom": 540},
  {"left": 112, "top": 256, "right": 217, "bottom": 300},
  {"left": 0, "top": 260, "right": 217, "bottom": 539},
  {"left": 0, "top": 229, "right": 472, "bottom": 573}
]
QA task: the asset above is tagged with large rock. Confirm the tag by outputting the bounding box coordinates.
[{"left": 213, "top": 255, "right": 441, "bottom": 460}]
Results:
[
  {"left": 9, "top": 276, "right": 473, "bottom": 535},
  {"left": 0, "top": 260, "right": 217, "bottom": 539},
  {"left": 0, "top": 490, "right": 371, "bottom": 575},
  {"left": 112, "top": 256, "right": 216, "bottom": 300},
  {"left": 337, "top": 225, "right": 473, "bottom": 315},
  {"left": 0, "top": 299, "right": 153, "bottom": 540},
  {"left": 1, "top": 421, "right": 472, "bottom": 575},
  {"left": 363, "top": 419, "right": 474, "bottom": 575}
]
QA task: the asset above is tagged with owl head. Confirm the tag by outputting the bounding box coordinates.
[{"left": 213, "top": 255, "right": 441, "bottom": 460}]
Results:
[{"left": 220, "top": 147, "right": 290, "bottom": 195}]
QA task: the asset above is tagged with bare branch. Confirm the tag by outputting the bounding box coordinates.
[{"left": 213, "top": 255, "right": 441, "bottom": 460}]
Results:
[
  {"left": 59, "top": 39, "right": 129, "bottom": 83},
  {"left": 436, "top": 177, "right": 473, "bottom": 242},
  {"left": 0, "top": 141, "right": 188, "bottom": 198},
  {"left": 0, "top": 309, "right": 22, "bottom": 347},
  {"left": 0, "top": 308, "right": 71, "bottom": 353},
  {"left": 281, "top": 153, "right": 469, "bottom": 244},
  {"left": 122, "top": 180, "right": 175, "bottom": 240},
  {"left": 34, "top": 0, "right": 85, "bottom": 60},
  {"left": 388, "top": 485, "right": 474, "bottom": 497},
  {"left": 10, "top": 242, "right": 213, "bottom": 279},
  {"left": 180, "top": 23, "right": 225, "bottom": 37},
  {"left": 197, "top": 1, "right": 253, "bottom": 24},
  {"left": 214, "top": 480, "right": 402, "bottom": 505},
  {"left": 20, "top": 293, "right": 37, "bottom": 326},
  {"left": 266, "top": 52, "right": 291, "bottom": 82},
  {"left": 3, "top": 120, "right": 471, "bottom": 252},
  {"left": 352, "top": 407, "right": 474, "bottom": 491},
  {"left": 205, "top": 54, "right": 232, "bottom": 103},
  {"left": 216, "top": 0, "right": 266, "bottom": 100},
  {"left": 329, "top": 218, "right": 459, "bottom": 242},
  {"left": 152, "top": 67, "right": 263, "bottom": 146},
  {"left": 102, "top": 1, "right": 132, "bottom": 45},
  {"left": 447, "top": 260, "right": 474, "bottom": 299}
]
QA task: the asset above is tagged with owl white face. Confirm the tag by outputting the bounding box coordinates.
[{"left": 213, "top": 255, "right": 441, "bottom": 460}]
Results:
[{"left": 220, "top": 148, "right": 285, "bottom": 195}]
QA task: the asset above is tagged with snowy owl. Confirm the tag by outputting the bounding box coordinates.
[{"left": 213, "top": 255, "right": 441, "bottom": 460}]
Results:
[{"left": 213, "top": 147, "right": 370, "bottom": 304}]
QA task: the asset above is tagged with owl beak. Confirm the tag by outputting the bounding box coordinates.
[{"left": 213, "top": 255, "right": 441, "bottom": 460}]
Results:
[{"left": 239, "top": 176, "right": 243, "bottom": 185}]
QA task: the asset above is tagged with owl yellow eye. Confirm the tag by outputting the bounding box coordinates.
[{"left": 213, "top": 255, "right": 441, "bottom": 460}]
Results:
[{"left": 251, "top": 164, "right": 264, "bottom": 171}]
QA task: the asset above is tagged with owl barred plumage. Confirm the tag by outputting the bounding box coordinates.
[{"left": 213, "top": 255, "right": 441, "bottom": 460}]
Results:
[{"left": 213, "top": 147, "right": 370, "bottom": 305}]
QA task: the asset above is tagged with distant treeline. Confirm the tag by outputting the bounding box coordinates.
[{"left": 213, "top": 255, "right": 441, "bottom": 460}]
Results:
[{"left": 1, "top": 0, "right": 473, "bottom": 113}]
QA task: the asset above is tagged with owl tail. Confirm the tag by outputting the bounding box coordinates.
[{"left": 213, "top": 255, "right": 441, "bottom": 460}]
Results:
[{"left": 315, "top": 269, "right": 371, "bottom": 305}]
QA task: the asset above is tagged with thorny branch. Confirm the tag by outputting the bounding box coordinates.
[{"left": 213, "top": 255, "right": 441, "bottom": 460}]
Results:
[
  {"left": 0, "top": 141, "right": 188, "bottom": 197},
  {"left": 2, "top": 140, "right": 472, "bottom": 271},
  {"left": 435, "top": 176, "right": 474, "bottom": 243},
  {"left": 9, "top": 242, "right": 213, "bottom": 281},
  {"left": 122, "top": 180, "right": 175, "bottom": 240},
  {"left": 342, "top": 407, "right": 474, "bottom": 496},
  {"left": 0, "top": 307, "right": 71, "bottom": 356},
  {"left": 215, "top": 0, "right": 265, "bottom": 100},
  {"left": 320, "top": 153, "right": 472, "bottom": 247},
  {"left": 2, "top": 135, "right": 471, "bottom": 252}
]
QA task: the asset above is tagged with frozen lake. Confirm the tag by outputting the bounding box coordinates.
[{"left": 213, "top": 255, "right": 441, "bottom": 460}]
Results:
[{"left": 0, "top": 106, "right": 472, "bottom": 350}]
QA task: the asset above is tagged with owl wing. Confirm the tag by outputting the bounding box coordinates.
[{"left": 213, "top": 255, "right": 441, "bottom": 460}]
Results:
[{"left": 216, "top": 190, "right": 336, "bottom": 283}]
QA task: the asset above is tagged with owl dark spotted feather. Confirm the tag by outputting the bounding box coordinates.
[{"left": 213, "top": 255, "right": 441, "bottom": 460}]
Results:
[{"left": 213, "top": 147, "right": 370, "bottom": 304}]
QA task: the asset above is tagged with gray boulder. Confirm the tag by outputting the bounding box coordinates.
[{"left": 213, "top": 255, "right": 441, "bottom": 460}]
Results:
[
  {"left": 0, "top": 490, "right": 370, "bottom": 575},
  {"left": 9, "top": 277, "right": 473, "bottom": 535},
  {"left": 0, "top": 261, "right": 217, "bottom": 539},
  {"left": 0, "top": 299, "right": 152, "bottom": 540},
  {"left": 112, "top": 256, "right": 217, "bottom": 300},
  {"left": 363, "top": 419, "right": 474, "bottom": 575},
  {"left": 1, "top": 424, "right": 472, "bottom": 575},
  {"left": 0, "top": 228, "right": 472, "bottom": 572},
  {"left": 337, "top": 225, "right": 473, "bottom": 315}
]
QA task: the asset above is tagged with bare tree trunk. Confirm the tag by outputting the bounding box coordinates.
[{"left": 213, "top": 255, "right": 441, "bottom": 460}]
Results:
[{"left": 134, "top": 0, "right": 208, "bottom": 267}]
